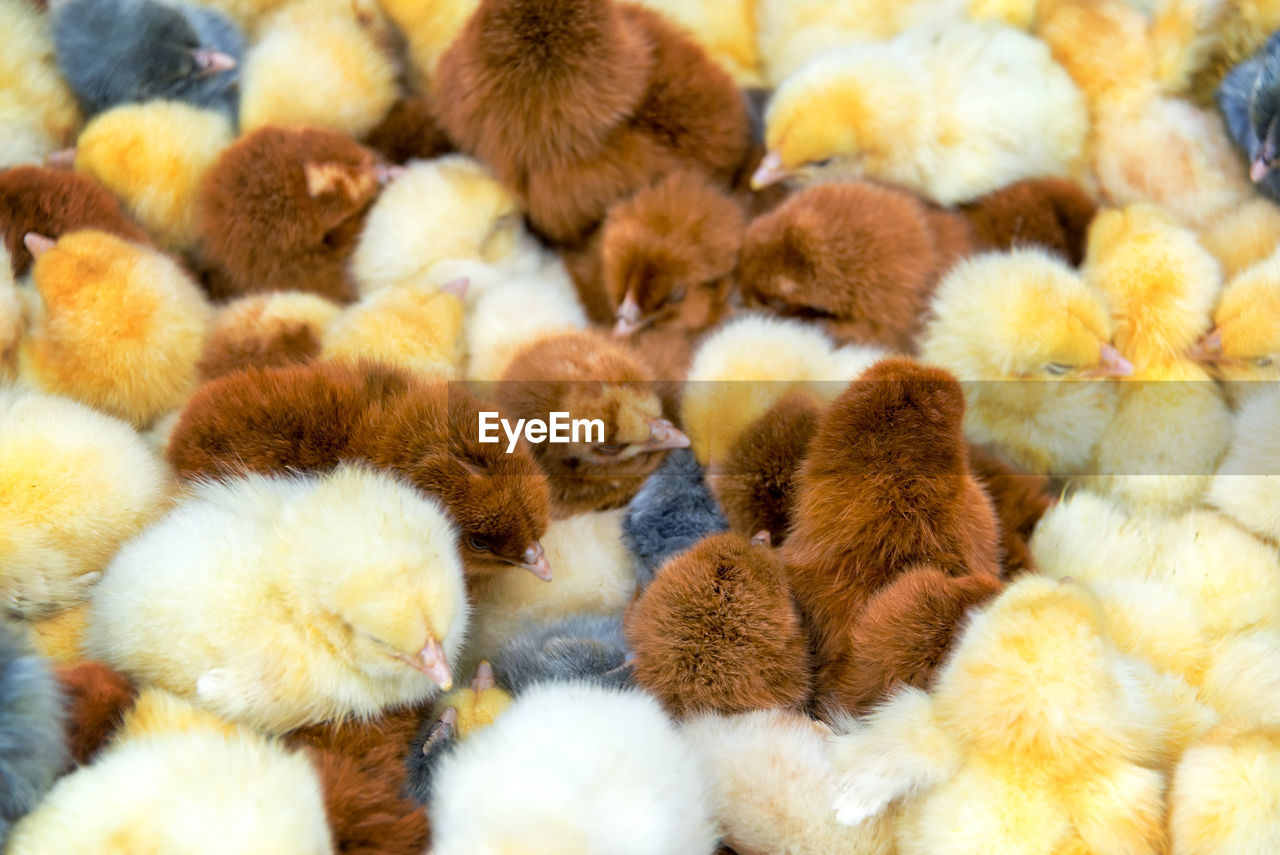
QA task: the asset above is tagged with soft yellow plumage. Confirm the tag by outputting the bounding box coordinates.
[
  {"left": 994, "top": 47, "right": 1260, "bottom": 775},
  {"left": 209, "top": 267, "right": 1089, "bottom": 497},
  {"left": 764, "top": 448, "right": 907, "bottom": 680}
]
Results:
[
  {"left": 0, "top": 0, "right": 80, "bottom": 169},
  {"left": 322, "top": 282, "right": 465, "bottom": 378},
  {"left": 1208, "top": 384, "right": 1280, "bottom": 542},
  {"left": 377, "top": 0, "right": 477, "bottom": 91},
  {"left": 1201, "top": 251, "right": 1280, "bottom": 388},
  {"left": 1198, "top": 198, "right": 1280, "bottom": 280},
  {"left": 636, "top": 0, "right": 763, "bottom": 86},
  {"left": 1168, "top": 723, "right": 1280, "bottom": 854}
]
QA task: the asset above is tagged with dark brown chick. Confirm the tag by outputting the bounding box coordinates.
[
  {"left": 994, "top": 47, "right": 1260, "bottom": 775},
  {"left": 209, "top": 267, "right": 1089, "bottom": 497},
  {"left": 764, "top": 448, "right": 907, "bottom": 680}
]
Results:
[
  {"left": 54, "top": 661, "right": 137, "bottom": 766},
  {"left": 959, "top": 176, "right": 1098, "bottom": 266},
  {"left": 362, "top": 95, "right": 457, "bottom": 165}
]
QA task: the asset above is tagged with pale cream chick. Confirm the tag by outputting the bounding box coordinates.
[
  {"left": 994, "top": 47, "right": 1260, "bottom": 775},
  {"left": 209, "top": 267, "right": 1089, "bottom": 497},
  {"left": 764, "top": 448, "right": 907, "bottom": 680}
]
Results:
[
  {"left": 1198, "top": 198, "right": 1280, "bottom": 279},
  {"left": 0, "top": 386, "right": 171, "bottom": 619},
  {"left": 322, "top": 281, "right": 465, "bottom": 378},
  {"left": 0, "top": 0, "right": 80, "bottom": 169},
  {"left": 85, "top": 464, "right": 469, "bottom": 734},
  {"left": 1193, "top": 250, "right": 1280, "bottom": 394},
  {"left": 1168, "top": 723, "right": 1280, "bottom": 855},
  {"left": 1208, "top": 384, "right": 1280, "bottom": 542}
]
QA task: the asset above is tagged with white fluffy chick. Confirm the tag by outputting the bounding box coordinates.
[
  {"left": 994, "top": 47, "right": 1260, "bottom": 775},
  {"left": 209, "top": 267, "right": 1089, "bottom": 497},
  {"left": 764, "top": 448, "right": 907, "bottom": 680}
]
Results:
[
  {"left": 429, "top": 681, "right": 719, "bottom": 855},
  {"left": 85, "top": 464, "right": 469, "bottom": 734}
]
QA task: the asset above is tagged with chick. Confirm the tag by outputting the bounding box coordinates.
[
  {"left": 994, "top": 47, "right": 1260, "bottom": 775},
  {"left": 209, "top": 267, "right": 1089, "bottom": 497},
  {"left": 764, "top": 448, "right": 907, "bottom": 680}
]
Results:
[
  {"left": 54, "top": 660, "right": 137, "bottom": 765},
  {"left": 783, "top": 359, "right": 1004, "bottom": 715},
  {"left": 830, "top": 577, "right": 1173, "bottom": 855},
  {"left": 0, "top": 0, "right": 81, "bottom": 169},
  {"left": 634, "top": 0, "right": 761, "bottom": 86},
  {"left": 1192, "top": 249, "right": 1280, "bottom": 390},
  {"left": 86, "top": 465, "right": 469, "bottom": 733},
  {"left": 627, "top": 531, "right": 810, "bottom": 717},
  {"left": 739, "top": 182, "right": 972, "bottom": 352},
  {"left": 429, "top": 682, "right": 719, "bottom": 855},
  {"left": 0, "top": 624, "right": 68, "bottom": 849},
  {"left": 434, "top": 0, "right": 752, "bottom": 244},
  {"left": 966, "top": 444, "right": 1052, "bottom": 578},
  {"left": 682, "top": 709, "right": 896, "bottom": 855},
  {"left": 361, "top": 95, "right": 457, "bottom": 164},
  {"left": 321, "top": 280, "right": 466, "bottom": 378},
  {"left": 755, "top": 21, "right": 1088, "bottom": 205},
  {"left": 6, "top": 692, "right": 334, "bottom": 855},
  {"left": 197, "top": 125, "right": 386, "bottom": 303},
  {"left": 53, "top": 0, "right": 243, "bottom": 119},
  {"left": 1217, "top": 29, "right": 1280, "bottom": 199},
  {"left": 71, "top": 100, "right": 234, "bottom": 252},
  {"left": 17, "top": 229, "right": 210, "bottom": 427},
  {"left": 376, "top": 0, "right": 477, "bottom": 91},
  {"left": 0, "top": 166, "right": 149, "bottom": 278},
  {"left": 682, "top": 313, "right": 888, "bottom": 467},
  {"left": 197, "top": 290, "right": 341, "bottom": 381},
  {"left": 238, "top": 0, "right": 397, "bottom": 139},
  {"left": 958, "top": 176, "right": 1099, "bottom": 265},
  {"left": 918, "top": 247, "right": 1129, "bottom": 475},
  {"left": 622, "top": 448, "right": 729, "bottom": 589},
  {"left": 490, "top": 613, "right": 632, "bottom": 694},
  {"left": 0, "top": 387, "right": 171, "bottom": 620},
  {"left": 1169, "top": 723, "right": 1280, "bottom": 855},
  {"left": 1207, "top": 383, "right": 1280, "bottom": 543},
  {"left": 1198, "top": 197, "right": 1280, "bottom": 279},
  {"left": 494, "top": 330, "right": 690, "bottom": 515}
]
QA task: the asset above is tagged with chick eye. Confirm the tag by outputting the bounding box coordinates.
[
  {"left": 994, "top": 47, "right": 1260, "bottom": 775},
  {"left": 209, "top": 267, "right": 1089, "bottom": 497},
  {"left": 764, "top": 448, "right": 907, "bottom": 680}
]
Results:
[
  {"left": 811, "top": 157, "right": 836, "bottom": 168},
  {"left": 666, "top": 288, "right": 686, "bottom": 305},
  {"left": 594, "top": 444, "right": 625, "bottom": 456},
  {"left": 467, "top": 536, "right": 491, "bottom": 552},
  {"left": 1255, "top": 356, "right": 1274, "bottom": 367},
  {"left": 1045, "top": 362, "right": 1073, "bottom": 375}
]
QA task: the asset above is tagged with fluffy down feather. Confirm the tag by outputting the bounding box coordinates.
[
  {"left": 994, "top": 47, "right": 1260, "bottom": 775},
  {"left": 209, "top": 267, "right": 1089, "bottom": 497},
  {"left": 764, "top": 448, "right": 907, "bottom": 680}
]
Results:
[
  {"left": 0, "top": 0, "right": 81, "bottom": 170},
  {"left": 361, "top": 95, "right": 456, "bottom": 164},
  {"left": 959, "top": 177, "right": 1098, "bottom": 265},
  {"left": 321, "top": 283, "right": 465, "bottom": 378},
  {"left": 53, "top": 660, "right": 136, "bottom": 765},
  {"left": 85, "top": 465, "right": 469, "bottom": 734},
  {"left": 490, "top": 613, "right": 632, "bottom": 695},
  {"left": 1197, "top": 198, "right": 1280, "bottom": 279},
  {"left": 1207, "top": 383, "right": 1280, "bottom": 542},
  {"left": 1196, "top": 249, "right": 1280, "bottom": 388},
  {"left": 197, "top": 291, "right": 340, "bottom": 381},
  {"left": 1168, "top": 723, "right": 1280, "bottom": 855},
  {"left": 622, "top": 448, "right": 728, "bottom": 589}
]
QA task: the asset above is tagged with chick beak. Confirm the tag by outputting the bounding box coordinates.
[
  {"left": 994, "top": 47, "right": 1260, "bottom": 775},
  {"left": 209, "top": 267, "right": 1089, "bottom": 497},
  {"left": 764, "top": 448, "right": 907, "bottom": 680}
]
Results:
[
  {"left": 190, "top": 48, "right": 237, "bottom": 76},
  {"left": 375, "top": 164, "right": 407, "bottom": 186},
  {"left": 612, "top": 293, "right": 644, "bottom": 337},
  {"left": 750, "top": 530, "right": 772, "bottom": 547},
  {"left": 23, "top": 232, "right": 56, "bottom": 259},
  {"left": 1189, "top": 328, "right": 1225, "bottom": 364},
  {"left": 45, "top": 148, "right": 76, "bottom": 170},
  {"left": 439, "top": 276, "right": 469, "bottom": 300},
  {"left": 471, "top": 661, "right": 495, "bottom": 692},
  {"left": 641, "top": 418, "right": 691, "bottom": 452},
  {"left": 1091, "top": 343, "right": 1134, "bottom": 378},
  {"left": 403, "top": 637, "right": 452, "bottom": 691},
  {"left": 1252, "top": 155, "right": 1272, "bottom": 183},
  {"left": 750, "top": 151, "right": 793, "bottom": 190},
  {"left": 422, "top": 706, "right": 457, "bottom": 753},
  {"left": 517, "top": 542, "right": 553, "bottom": 582}
]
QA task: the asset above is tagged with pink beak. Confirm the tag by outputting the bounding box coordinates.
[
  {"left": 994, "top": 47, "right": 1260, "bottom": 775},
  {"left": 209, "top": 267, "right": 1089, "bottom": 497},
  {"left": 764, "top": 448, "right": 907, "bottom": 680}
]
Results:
[
  {"left": 612, "top": 293, "right": 645, "bottom": 337},
  {"left": 401, "top": 637, "right": 453, "bottom": 691},
  {"left": 1252, "top": 156, "right": 1272, "bottom": 184},
  {"left": 45, "top": 148, "right": 76, "bottom": 170},
  {"left": 439, "top": 276, "right": 470, "bottom": 300},
  {"left": 750, "top": 151, "right": 793, "bottom": 190},
  {"left": 517, "top": 542, "right": 552, "bottom": 581},
  {"left": 1093, "top": 343, "right": 1134, "bottom": 377},
  {"left": 375, "top": 164, "right": 407, "bottom": 186},
  {"left": 642, "top": 418, "right": 691, "bottom": 452},
  {"left": 1189, "top": 328, "right": 1224, "bottom": 363},
  {"left": 23, "top": 232, "right": 56, "bottom": 259},
  {"left": 422, "top": 706, "right": 457, "bottom": 753},
  {"left": 191, "top": 48, "right": 236, "bottom": 76},
  {"left": 751, "top": 530, "right": 772, "bottom": 547},
  {"left": 471, "top": 661, "right": 495, "bottom": 692}
]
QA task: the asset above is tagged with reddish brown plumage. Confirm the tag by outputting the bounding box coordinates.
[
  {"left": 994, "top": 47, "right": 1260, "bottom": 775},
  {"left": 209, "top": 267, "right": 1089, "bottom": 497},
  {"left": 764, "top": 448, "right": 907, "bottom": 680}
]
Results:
[
  {"left": 197, "top": 127, "right": 383, "bottom": 303},
  {"left": 0, "top": 166, "right": 150, "bottom": 277},
  {"left": 625, "top": 532, "right": 811, "bottom": 717},
  {"left": 959, "top": 177, "right": 1098, "bottom": 266},
  {"left": 196, "top": 300, "right": 333, "bottom": 381},
  {"left": 739, "top": 182, "right": 972, "bottom": 353},
  {"left": 781, "top": 359, "right": 1002, "bottom": 715},
  {"left": 967, "top": 444, "right": 1053, "bottom": 579},
  {"left": 54, "top": 661, "right": 137, "bottom": 766},
  {"left": 434, "top": 0, "right": 752, "bottom": 244},
  {"left": 362, "top": 96, "right": 457, "bottom": 164}
]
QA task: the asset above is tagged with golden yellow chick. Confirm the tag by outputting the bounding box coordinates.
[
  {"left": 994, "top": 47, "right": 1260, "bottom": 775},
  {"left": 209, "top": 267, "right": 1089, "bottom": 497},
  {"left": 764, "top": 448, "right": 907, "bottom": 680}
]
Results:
[
  {"left": 72, "top": 101, "right": 234, "bottom": 253},
  {"left": 755, "top": 20, "right": 1088, "bottom": 205},
  {"left": 0, "top": 0, "right": 80, "bottom": 169},
  {"left": 197, "top": 290, "right": 342, "bottom": 381},
  {"left": 431, "top": 662, "right": 512, "bottom": 741},
  {"left": 1198, "top": 197, "right": 1280, "bottom": 279},
  {"left": 1192, "top": 249, "right": 1280, "bottom": 393},
  {"left": 1169, "top": 723, "right": 1280, "bottom": 855},
  {"left": 0, "top": 386, "right": 171, "bottom": 621},
  {"left": 85, "top": 464, "right": 469, "bottom": 734},
  {"left": 322, "top": 279, "right": 466, "bottom": 378},
  {"left": 919, "top": 248, "right": 1130, "bottom": 475},
  {"left": 17, "top": 230, "right": 210, "bottom": 427}
]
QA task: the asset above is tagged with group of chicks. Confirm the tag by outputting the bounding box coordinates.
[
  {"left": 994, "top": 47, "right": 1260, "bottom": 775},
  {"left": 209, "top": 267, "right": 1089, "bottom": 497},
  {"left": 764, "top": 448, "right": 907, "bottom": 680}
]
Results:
[{"left": 4, "top": 0, "right": 1280, "bottom": 851}]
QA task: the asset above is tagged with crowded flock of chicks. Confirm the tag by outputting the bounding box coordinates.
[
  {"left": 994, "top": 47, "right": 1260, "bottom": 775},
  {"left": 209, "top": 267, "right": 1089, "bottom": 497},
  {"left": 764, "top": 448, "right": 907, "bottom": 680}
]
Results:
[{"left": 4, "top": 0, "right": 1280, "bottom": 851}]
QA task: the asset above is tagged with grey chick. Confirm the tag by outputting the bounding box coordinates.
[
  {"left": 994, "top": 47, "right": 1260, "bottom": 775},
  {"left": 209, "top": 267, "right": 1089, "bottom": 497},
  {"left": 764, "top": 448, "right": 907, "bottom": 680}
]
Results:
[
  {"left": 53, "top": 0, "right": 244, "bottom": 121},
  {"left": 490, "top": 614, "right": 633, "bottom": 696},
  {"left": 1218, "top": 29, "right": 1280, "bottom": 200},
  {"left": 0, "top": 623, "right": 68, "bottom": 848},
  {"left": 622, "top": 448, "right": 728, "bottom": 590}
]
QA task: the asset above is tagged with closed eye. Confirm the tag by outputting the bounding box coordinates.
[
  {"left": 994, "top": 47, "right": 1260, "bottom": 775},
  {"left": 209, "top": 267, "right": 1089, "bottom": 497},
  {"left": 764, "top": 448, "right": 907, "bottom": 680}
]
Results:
[
  {"left": 594, "top": 444, "right": 625, "bottom": 456},
  {"left": 1045, "top": 363, "right": 1073, "bottom": 375}
]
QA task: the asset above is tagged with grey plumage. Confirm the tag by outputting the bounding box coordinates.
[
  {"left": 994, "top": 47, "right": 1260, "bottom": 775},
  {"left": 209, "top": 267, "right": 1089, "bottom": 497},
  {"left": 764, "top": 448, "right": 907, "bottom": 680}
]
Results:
[
  {"left": 1217, "top": 29, "right": 1280, "bottom": 201},
  {"left": 0, "top": 623, "right": 68, "bottom": 847},
  {"left": 403, "top": 707, "right": 457, "bottom": 807},
  {"left": 622, "top": 448, "right": 728, "bottom": 589},
  {"left": 53, "top": 0, "right": 244, "bottom": 121},
  {"left": 490, "top": 614, "right": 632, "bottom": 696}
]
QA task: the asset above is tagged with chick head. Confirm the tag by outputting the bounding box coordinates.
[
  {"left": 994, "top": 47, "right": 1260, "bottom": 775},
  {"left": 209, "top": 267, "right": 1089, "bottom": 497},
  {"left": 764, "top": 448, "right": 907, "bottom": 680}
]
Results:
[
  {"left": 1192, "top": 252, "right": 1280, "bottom": 383},
  {"left": 921, "top": 248, "right": 1129, "bottom": 381}
]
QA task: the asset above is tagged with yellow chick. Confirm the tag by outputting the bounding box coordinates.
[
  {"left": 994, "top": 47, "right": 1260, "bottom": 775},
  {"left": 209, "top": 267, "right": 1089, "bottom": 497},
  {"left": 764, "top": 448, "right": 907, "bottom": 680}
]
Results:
[
  {"left": 17, "top": 230, "right": 211, "bottom": 428},
  {"left": 6, "top": 690, "right": 335, "bottom": 855},
  {"left": 71, "top": 101, "right": 234, "bottom": 253},
  {"left": 755, "top": 20, "right": 1088, "bottom": 205},
  {"left": 1192, "top": 249, "right": 1280, "bottom": 394},
  {"left": 831, "top": 576, "right": 1174, "bottom": 855},
  {"left": 349, "top": 155, "right": 531, "bottom": 297},
  {"left": 0, "top": 0, "right": 80, "bottom": 169},
  {"left": 85, "top": 464, "right": 470, "bottom": 734},
  {"left": 432, "top": 662, "right": 512, "bottom": 741},
  {"left": 682, "top": 313, "right": 888, "bottom": 467},
  {"left": 0, "top": 386, "right": 171, "bottom": 620},
  {"left": 1198, "top": 198, "right": 1280, "bottom": 279},
  {"left": 322, "top": 279, "right": 466, "bottom": 378},
  {"left": 197, "top": 291, "right": 342, "bottom": 381},
  {"left": 1208, "top": 383, "right": 1280, "bottom": 542},
  {"left": 1169, "top": 723, "right": 1280, "bottom": 855},
  {"left": 919, "top": 248, "right": 1129, "bottom": 475},
  {"left": 191, "top": 0, "right": 296, "bottom": 33},
  {"left": 377, "top": 0, "right": 477, "bottom": 91},
  {"left": 28, "top": 602, "right": 91, "bottom": 664},
  {"left": 239, "top": 0, "right": 398, "bottom": 139},
  {"left": 636, "top": 0, "right": 763, "bottom": 86}
]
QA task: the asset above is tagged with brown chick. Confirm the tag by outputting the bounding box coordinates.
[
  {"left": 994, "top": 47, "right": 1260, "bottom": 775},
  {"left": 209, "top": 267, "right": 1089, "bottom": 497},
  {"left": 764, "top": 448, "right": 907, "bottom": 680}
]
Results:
[
  {"left": 0, "top": 166, "right": 149, "bottom": 278},
  {"left": 707, "top": 389, "right": 819, "bottom": 545},
  {"left": 362, "top": 95, "right": 457, "bottom": 165},
  {"left": 493, "top": 329, "right": 690, "bottom": 516},
  {"left": 196, "top": 291, "right": 341, "bottom": 381},
  {"left": 626, "top": 531, "right": 811, "bottom": 717},
  {"left": 434, "top": 0, "right": 752, "bottom": 245},
  {"left": 165, "top": 360, "right": 552, "bottom": 594},
  {"left": 738, "top": 182, "right": 972, "bottom": 353},
  {"left": 53, "top": 660, "right": 137, "bottom": 766},
  {"left": 781, "top": 358, "right": 1004, "bottom": 717},
  {"left": 959, "top": 176, "right": 1099, "bottom": 266},
  {"left": 197, "top": 126, "right": 388, "bottom": 303}
]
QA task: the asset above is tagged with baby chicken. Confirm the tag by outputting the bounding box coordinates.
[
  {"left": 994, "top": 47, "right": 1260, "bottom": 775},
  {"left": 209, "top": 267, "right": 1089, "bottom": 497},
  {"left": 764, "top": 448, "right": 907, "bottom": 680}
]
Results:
[
  {"left": 1168, "top": 723, "right": 1280, "bottom": 855},
  {"left": 0, "top": 0, "right": 81, "bottom": 170},
  {"left": 626, "top": 531, "right": 811, "bottom": 717},
  {"left": 1208, "top": 383, "right": 1280, "bottom": 543},
  {"left": 622, "top": 448, "right": 728, "bottom": 588},
  {"left": 238, "top": 0, "right": 397, "bottom": 139},
  {"left": 0, "top": 386, "right": 171, "bottom": 620},
  {"left": 755, "top": 21, "right": 1088, "bottom": 205},
  {"left": 197, "top": 291, "right": 341, "bottom": 381},
  {"left": 919, "top": 247, "right": 1129, "bottom": 475},
  {"left": 376, "top": 0, "right": 477, "bottom": 91},
  {"left": 1198, "top": 197, "right": 1280, "bottom": 279},
  {"left": 490, "top": 613, "right": 632, "bottom": 694},
  {"left": 1218, "top": 29, "right": 1280, "bottom": 200},
  {"left": 53, "top": 0, "right": 243, "bottom": 119},
  {"left": 321, "top": 280, "right": 466, "bottom": 378},
  {"left": 959, "top": 176, "right": 1099, "bottom": 265},
  {"left": 0, "top": 166, "right": 149, "bottom": 278},
  {"left": 429, "top": 682, "right": 719, "bottom": 855},
  {"left": 18, "top": 229, "right": 211, "bottom": 427},
  {"left": 1193, "top": 249, "right": 1280, "bottom": 390},
  {"left": 72, "top": 100, "right": 234, "bottom": 252},
  {"left": 494, "top": 330, "right": 690, "bottom": 515},
  {"left": 197, "top": 125, "right": 386, "bottom": 303},
  {"left": 739, "top": 181, "right": 972, "bottom": 352},
  {"left": 783, "top": 359, "right": 1004, "bottom": 715},
  {"left": 86, "top": 465, "right": 469, "bottom": 734},
  {"left": 361, "top": 94, "right": 457, "bottom": 164},
  {"left": 434, "top": 0, "right": 752, "bottom": 244}
]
